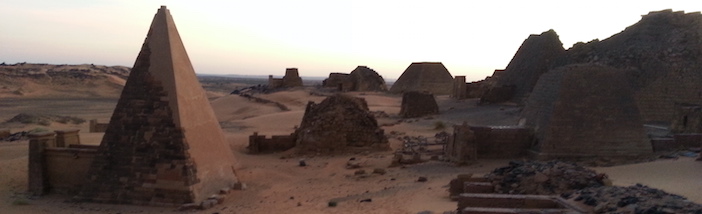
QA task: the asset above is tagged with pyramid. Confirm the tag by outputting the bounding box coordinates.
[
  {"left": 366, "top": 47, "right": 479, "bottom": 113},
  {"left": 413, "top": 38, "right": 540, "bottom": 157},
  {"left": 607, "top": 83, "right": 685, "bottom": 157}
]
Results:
[
  {"left": 522, "top": 64, "right": 651, "bottom": 159},
  {"left": 389, "top": 62, "right": 454, "bottom": 95},
  {"left": 75, "top": 6, "right": 238, "bottom": 205}
]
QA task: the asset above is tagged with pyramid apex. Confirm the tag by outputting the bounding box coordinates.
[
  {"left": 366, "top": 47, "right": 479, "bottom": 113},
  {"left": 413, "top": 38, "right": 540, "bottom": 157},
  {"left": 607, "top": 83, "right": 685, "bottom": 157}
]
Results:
[{"left": 160, "top": 5, "right": 167, "bottom": 9}]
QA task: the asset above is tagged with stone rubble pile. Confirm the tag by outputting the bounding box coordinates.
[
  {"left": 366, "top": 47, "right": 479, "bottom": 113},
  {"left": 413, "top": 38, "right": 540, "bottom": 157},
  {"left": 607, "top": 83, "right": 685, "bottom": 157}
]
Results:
[
  {"left": 563, "top": 184, "right": 702, "bottom": 214},
  {"left": 486, "top": 160, "right": 605, "bottom": 195}
]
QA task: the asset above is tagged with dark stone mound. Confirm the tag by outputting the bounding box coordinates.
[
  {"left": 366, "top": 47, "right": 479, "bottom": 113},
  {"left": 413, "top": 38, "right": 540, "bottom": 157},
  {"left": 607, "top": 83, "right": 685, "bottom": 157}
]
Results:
[
  {"left": 399, "top": 91, "right": 439, "bottom": 118},
  {"left": 295, "top": 94, "right": 389, "bottom": 153},
  {"left": 486, "top": 160, "right": 604, "bottom": 195},
  {"left": 563, "top": 184, "right": 702, "bottom": 213}
]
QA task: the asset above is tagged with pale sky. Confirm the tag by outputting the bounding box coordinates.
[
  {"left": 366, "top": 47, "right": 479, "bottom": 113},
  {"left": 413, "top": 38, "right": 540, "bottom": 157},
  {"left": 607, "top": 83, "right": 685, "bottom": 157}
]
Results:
[{"left": 1, "top": 0, "right": 699, "bottom": 81}]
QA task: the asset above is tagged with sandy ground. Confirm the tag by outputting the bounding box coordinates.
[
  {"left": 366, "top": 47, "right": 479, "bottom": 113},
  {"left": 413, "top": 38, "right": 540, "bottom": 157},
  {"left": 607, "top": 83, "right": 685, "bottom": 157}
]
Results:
[{"left": 0, "top": 89, "right": 700, "bottom": 213}]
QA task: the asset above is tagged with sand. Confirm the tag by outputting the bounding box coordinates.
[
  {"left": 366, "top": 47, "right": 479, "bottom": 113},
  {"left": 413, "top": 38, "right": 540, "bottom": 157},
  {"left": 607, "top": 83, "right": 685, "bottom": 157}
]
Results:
[{"left": 0, "top": 88, "right": 700, "bottom": 213}]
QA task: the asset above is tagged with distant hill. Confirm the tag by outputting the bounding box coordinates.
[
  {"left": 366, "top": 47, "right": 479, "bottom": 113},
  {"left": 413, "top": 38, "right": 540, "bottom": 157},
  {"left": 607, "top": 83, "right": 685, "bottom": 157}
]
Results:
[
  {"left": 0, "top": 63, "right": 336, "bottom": 99},
  {"left": 0, "top": 63, "right": 129, "bottom": 98}
]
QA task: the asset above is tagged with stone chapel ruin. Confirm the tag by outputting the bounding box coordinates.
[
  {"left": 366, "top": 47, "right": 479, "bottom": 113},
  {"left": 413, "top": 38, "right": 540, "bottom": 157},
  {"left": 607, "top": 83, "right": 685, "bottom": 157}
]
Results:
[
  {"left": 268, "top": 68, "right": 303, "bottom": 89},
  {"left": 74, "top": 6, "right": 239, "bottom": 206}
]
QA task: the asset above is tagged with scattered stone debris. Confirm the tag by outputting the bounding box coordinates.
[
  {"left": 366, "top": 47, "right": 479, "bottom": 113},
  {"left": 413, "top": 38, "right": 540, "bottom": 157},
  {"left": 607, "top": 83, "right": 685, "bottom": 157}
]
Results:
[
  {"left": 486, "top": 160, "right": 605, "bottom": 195},
  {"left": 372, "top": 168, "right": 387, "bottom": 175},
  {"left": 417, "top": 177, "right": 428, "bottom": 182},
  {"left": 563, "top": 184, "right": 702, "bottom": 213},
  {"left": 359, "top": 198, "right": 372, "bottom": 203},
  {"left": 0, "top": 131, "right": 29, "bottom": 142},
  {"left": 299, "top": 159, "right": 307, "bottom": 167}
]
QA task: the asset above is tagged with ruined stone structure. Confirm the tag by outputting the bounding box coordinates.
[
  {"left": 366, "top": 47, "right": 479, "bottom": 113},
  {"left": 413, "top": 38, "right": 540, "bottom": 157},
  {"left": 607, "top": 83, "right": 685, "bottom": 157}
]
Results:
[
  {"left": 322, "top": 66, "right": 387, "bottom": 92},
  {"left": 452, "top": 69, "right": 505, "bottom": 100},
  {"left": 88, "top": 119, "right": 108, "bottom": 133},
  {"left": 560, "top": 10, "right": 702, "bottom": 122},
  {"left": 28, "top": 130, "right": 97, "bottom": 196},
  {"left": 482, "top": 29, "right": 565, "bottom": 103},
  {"left": 389, "top": 62, "right": 454, "bottom": 95},
  {"left": 480, "top": 10, "right": 702, "bottom": 123},
  {"left": 248, "top": 132, "right": 296, "bottom": 153},
  {"left": 671, "top": 104, "right": 702, "bottom": 134},
  {"left": 295, "top": 94, "right": 389, "bottom": 153},
  {"left": 322, "top": 73, "right": 351, "bottom": 91},
  {"left": 445, "top": 123, "right": 533, "bottom": 164},
  {"left": 269, "top": 68, "right": 303, "bottom": 89},
  {"left": 399, "top": 91, "right": 439, "bottom": 118},
  {"left": 451, "top": 76, "right": 467, "bottom": 99},
  {"left": 75, "top": 6, "right": 239, "bottom": 205},
  {"left": 444, "top": 123, "right": 477, "bottom": 164},
  {"left": 522, "top": 64, "right": 651, "bottom": 159}
]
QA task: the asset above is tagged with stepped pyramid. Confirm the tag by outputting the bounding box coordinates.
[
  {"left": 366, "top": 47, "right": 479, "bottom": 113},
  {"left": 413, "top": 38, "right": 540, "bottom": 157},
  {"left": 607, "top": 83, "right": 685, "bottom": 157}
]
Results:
[
  {"left": 75, "top": 6, "right": 238, "bottom": 205},
  {"left": 389, "top": 62, "right": 454, "bottom": 95}
]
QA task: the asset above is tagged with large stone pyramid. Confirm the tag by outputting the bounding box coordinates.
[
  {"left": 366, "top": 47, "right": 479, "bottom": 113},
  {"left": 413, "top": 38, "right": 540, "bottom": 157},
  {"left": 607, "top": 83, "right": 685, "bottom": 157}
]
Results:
[
  {"left": 389, "top": 62, "right": 454, "bottom": 95},
  {"left": 75, "top": 6, "right": 238, "bottom": 205},
  {"left": 522, "top": 64, "right": 651, "bottom": 159}
]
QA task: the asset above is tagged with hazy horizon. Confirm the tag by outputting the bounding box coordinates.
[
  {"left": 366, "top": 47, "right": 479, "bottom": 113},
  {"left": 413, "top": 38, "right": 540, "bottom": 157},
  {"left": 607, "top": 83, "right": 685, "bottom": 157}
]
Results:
[{"left": 1, "top": 0, "right": 699, "bottom": 82}]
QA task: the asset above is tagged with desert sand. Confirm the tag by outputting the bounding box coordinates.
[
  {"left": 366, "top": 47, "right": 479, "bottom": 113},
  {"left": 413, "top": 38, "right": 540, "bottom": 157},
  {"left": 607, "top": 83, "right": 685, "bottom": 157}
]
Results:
[{"left": 0, "top": 87, "right": 700, "bottom": 214}]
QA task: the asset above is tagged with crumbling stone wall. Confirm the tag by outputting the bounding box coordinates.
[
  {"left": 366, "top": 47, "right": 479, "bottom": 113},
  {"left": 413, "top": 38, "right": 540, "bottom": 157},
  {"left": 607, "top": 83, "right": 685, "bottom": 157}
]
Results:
[
  {"left": 389, "top": 62, "right": 454, "bottom": 95},
  {"left": 399, "top": 91, "right": 439, "bottom": 118},
  {"left": 522, "top": 64, "right": 651, "bottom": 159},
  {"left": 88, "top": 119, "right": 108, "bottom": 133},
  {"left": 295, "top": 94, "right": 389, "bottom": 153},
  {"left": 671, "top": 103, "right": 702, "bottom": 134},
  {"left": 471, "top": 126, "right": 534, "bottom": 158},
  {"left": 28, "top": 130, "right": 97, "bottom": 196},
  {"left": 322, "top": 73, "right": 352, "bottom": 91},
  {"left": 445, "top": 124, "right": 533, "bottom": 163},
  {"left": 445, "top": 123, "right": 477, "bottom": 164},
  {"left": 451, "top": 76, "right": 467, "bottom": 99},
  {"left": 248, "top": 132, "right": 296, "bottom": 153}
]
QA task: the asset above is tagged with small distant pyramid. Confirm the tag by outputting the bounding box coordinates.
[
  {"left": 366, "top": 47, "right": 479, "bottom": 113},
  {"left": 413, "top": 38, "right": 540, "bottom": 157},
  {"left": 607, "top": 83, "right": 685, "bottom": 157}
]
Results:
[
  {"left": 389, "top": 62, "right": 454, "bottom": 95},
  {"left": 75, "top": 6, "right": 238, "bottom": 205}
]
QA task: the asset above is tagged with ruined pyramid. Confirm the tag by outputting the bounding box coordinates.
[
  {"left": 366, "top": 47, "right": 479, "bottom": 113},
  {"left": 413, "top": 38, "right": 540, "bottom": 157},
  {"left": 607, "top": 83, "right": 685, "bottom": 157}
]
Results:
[
  {"left": 389, "top": 62, "right": 454, "bottom": 95},
  {"left": 75, "top": 6, "right": 238, "bottom": 205}
]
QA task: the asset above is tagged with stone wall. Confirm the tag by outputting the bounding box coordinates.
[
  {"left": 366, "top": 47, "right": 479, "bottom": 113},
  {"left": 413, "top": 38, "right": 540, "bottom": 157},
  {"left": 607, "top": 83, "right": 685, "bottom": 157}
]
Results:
[
  {"left": 88, "top": 119, "right": 108, "bottom": 133},
  {"left": 471, "top": 126, "right": 534, "bottom": 158},
  {"left": 248, "top": 132, "right": 296, "bottom": 153},
  {"left": 399, "top": 91, "right": 439, "bottom": 118},
  {"left": 671, "top": 103, "right": 702, "bottom": 133},
  {"left": 445, "top": 123, "right": 477, "bottom": 164},
  {"left": 44, "top": 146, "right": 98, "bottom": 194},
  {"left": 322, "top": 73, "right": 352, "bottom": 91},
  {"left": 523, "top": 64, "right": 651, "bottom": 159},
  {"left": 445, "top": 124, "right": 534, "bottom": 163},
  {"left": 451, "top": 76, "right": 467, "bottom": 99},
  {"left": 28, "top": 130, "right": 97, "bottom": 196}
]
